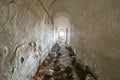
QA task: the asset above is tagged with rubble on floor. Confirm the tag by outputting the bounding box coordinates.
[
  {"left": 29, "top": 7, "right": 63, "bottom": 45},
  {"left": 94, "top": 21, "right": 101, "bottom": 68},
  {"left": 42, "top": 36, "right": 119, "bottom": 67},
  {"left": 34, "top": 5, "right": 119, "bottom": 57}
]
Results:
[{"left": 33, "top": 43, "right": 97, "bottom": 80}]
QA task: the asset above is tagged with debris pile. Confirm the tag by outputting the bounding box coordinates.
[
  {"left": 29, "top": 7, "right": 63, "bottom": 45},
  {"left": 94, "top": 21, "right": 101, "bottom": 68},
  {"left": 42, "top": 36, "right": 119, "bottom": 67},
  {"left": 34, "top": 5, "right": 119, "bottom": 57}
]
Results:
[{"left": 33, "top": 43, "right": 97, "bottom": 80}]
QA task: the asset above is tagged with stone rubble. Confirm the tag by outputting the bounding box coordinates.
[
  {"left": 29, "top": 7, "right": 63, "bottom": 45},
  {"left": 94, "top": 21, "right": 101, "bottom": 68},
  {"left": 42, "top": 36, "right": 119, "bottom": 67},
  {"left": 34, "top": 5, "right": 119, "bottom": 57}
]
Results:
[{"left": 33, "top": 43, "right": 97, "bottom": 80}]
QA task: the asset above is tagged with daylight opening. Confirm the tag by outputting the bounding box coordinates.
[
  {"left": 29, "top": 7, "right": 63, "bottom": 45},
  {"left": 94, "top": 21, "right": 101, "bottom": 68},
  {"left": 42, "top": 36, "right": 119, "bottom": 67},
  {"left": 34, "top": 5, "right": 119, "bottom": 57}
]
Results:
[
  {"left": 58, "top": 29, "right": 65, "bottom": 42},
  {"left": 53, "top": 12, "right": 72, "bottom": 45}
]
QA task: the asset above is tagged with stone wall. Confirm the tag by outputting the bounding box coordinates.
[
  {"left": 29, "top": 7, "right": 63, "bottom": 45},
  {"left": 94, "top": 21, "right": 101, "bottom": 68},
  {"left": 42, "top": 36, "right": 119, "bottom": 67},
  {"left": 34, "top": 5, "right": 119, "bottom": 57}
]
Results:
[
  {"left": 71, "top": 1, "right": 120, "bottom": 80},
  {"left": 0, "top": 0, "right": 54, "bottom": 80}
]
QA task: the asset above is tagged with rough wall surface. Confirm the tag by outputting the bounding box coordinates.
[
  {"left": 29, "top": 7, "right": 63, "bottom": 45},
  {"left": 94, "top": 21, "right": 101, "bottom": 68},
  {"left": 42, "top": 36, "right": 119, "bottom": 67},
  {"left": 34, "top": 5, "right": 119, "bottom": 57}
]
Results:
[
  {"left": 71, "top": 1, "right": 120, "bottom": 80},
  {"left": 1, "top": 0, "right": 120, "bottom": 80},
  {"left": 0, "top": 0, "right": 54, "bottom": 80}
]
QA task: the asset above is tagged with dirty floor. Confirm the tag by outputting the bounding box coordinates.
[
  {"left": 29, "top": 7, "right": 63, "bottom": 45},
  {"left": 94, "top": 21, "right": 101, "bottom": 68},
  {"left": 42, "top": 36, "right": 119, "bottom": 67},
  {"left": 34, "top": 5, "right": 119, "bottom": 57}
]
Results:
[{"left": 33, "top": 43, "right": 96, "bottom": 80}]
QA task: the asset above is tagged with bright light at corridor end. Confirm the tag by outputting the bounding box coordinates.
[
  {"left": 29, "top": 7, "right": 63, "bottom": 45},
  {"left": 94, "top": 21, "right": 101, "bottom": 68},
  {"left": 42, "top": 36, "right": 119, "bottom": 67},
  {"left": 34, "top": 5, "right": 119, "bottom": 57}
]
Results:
[
  {"left": 59, "top": 31, "right": 65, "bottom": 37},
  {"left": 58, "top": 29, "right": 65, "bottom": 42}
]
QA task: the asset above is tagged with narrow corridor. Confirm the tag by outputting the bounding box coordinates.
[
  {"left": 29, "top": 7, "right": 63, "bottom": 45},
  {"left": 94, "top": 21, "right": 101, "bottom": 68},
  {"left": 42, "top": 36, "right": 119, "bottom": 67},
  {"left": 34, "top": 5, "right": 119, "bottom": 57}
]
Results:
[
  {"left": 0, "top": 0, "right": 120, "bottom": 80},
  {"left": 33, "top": 43, "right": 96, "bottom": 80}
]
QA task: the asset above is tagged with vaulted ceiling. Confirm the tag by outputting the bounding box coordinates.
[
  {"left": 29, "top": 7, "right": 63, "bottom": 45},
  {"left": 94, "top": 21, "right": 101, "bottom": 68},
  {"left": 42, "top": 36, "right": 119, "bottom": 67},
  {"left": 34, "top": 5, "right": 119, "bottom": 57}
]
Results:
[{"left": 41, "top": 0, "right": 114, "bottom": 21}]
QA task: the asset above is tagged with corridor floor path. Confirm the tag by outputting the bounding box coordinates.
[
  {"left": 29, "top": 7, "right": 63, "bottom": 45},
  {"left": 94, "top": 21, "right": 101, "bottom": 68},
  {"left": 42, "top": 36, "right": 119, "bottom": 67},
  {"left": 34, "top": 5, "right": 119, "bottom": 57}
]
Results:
[
  {"left": 33, "top": 43, "right": 96, "bottom": 80},
  {"left": 42, "top": 43, "right": 79, "bottom": 80}
]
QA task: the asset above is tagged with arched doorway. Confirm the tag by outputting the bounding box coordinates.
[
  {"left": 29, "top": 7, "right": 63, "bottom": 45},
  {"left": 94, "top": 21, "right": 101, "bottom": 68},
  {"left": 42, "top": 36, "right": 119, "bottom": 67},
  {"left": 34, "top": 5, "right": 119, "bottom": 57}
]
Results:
[{"left": 53, "top": 12, "right": 72, "bottom": 45}]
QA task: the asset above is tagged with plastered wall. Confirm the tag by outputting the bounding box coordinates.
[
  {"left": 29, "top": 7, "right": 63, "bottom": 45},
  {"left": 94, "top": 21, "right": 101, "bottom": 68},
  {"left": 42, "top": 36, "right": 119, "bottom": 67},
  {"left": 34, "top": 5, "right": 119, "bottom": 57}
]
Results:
[
  {"left": 0, "top": 0, "right": 54, "bottom": 80},
  {"left": 71, "top": 1, "right": 120, "bottom": 80}
]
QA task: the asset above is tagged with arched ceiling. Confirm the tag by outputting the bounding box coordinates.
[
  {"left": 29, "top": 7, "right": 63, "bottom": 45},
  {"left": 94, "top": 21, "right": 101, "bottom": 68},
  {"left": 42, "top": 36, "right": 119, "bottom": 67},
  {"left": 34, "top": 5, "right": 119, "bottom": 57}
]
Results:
[
  {"left": 41, "top": 0, "right": 115, "bottom": 23},
  {"left": 53, "top": 12, "right": 72, "bottom": 25}
]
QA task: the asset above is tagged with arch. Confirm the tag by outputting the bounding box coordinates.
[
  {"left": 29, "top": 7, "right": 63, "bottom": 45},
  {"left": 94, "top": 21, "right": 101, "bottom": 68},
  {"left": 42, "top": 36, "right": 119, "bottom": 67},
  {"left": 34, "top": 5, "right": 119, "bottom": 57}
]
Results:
[
  {"left": 53, "top": 12, "right": 72, "bottom": 45},
  {"left": 53, "top": 12, "right": 72, "bottom": 25}
]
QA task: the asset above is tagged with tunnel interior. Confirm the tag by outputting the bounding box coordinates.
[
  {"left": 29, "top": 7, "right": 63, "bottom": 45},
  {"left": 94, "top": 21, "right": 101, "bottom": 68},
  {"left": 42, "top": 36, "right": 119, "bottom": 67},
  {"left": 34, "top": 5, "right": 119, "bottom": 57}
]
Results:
[
  {"left": 0, "top": 0, "right": 120, "bottom": 80},
  {"left": 54, "top": 13, "right": 71, "bottom": 45}
]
